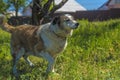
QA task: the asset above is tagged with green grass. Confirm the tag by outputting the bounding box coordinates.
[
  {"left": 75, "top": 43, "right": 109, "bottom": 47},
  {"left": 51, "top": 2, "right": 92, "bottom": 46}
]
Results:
[{"left": 0, "top": 19, "right": 120, "bottom": 80}]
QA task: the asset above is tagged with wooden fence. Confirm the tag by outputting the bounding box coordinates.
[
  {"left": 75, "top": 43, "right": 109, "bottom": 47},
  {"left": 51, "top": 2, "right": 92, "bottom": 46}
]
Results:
[
  {"left": 75, "top": 8, "right": 120, "bottom": 21},
  {"left": 8, "top": 9, "right": 120, "bottom": 26}
]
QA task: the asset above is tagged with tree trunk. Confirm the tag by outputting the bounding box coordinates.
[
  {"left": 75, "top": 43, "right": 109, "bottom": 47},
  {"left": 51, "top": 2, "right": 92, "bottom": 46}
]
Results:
[
  {"left": 15, "top": 9, "right": 18, "bottom": 17},
  {"left": 32, "top": 0, "right": 41, "bottom": 25},
  {"left": 32, "top": 8, "right": 40, "bottom": 25}
]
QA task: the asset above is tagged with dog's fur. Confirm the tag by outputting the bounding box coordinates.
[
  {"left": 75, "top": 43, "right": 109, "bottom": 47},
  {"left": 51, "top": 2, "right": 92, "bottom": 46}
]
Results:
[{"left": 0, "top": 14, "right": 79, "bottom": 77}]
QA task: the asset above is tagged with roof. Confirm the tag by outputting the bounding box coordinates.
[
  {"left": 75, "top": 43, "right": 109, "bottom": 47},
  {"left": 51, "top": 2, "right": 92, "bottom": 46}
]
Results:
[
  {"left": 55, "top": 0, "right": 86, "bottom": 12},
  {"left": 98, "top": 1, "right": 109, "bottom": 10}
]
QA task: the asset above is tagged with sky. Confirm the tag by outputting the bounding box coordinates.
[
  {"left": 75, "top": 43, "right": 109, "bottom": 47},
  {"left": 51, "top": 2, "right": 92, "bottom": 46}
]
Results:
[{"left": 76, "top": 0, "right": 108, "bottom": 10}]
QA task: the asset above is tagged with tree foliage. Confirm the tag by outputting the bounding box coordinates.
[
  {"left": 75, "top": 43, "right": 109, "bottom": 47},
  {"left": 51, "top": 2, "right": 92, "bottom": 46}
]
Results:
[
  {"left": 0, "top": 0, "right": 28, "bottom": 17},
  {"left": 8, "top": 0, "right": 27, "bottom": 17},
  {"left": 0, "top": 0, "right": 9, "bottom": 14}
]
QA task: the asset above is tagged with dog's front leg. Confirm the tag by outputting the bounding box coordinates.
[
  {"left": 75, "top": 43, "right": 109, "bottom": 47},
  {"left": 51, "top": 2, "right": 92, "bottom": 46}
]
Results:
[{"left": 38, "top": 51, "right": 55, "bottom": 73}]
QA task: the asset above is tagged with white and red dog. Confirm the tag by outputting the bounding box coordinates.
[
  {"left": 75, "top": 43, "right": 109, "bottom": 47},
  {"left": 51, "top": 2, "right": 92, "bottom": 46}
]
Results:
[{"left": 0, "top": 14, "right": 79, "bottom": 77}]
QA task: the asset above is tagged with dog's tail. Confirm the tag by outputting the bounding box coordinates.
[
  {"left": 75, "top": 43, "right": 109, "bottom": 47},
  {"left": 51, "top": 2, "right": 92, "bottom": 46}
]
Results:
[{"left": 0, "top": 16, "right": 15, "bottom": 33}]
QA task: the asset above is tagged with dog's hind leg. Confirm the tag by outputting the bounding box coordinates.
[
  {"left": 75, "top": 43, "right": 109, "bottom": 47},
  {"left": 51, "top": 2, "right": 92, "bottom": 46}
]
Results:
[
  {"left": 23, "top": 55, "right": 34, "bottom": 67},
  {"left": 12, "top": 47, "right": 25, "bottom": 77}
]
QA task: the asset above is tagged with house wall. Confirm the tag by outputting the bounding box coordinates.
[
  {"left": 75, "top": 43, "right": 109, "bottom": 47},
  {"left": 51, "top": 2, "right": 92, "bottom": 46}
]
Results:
[
  {"left": 23, "top": 7, "right": 32, "bottom": 16},
  {"left": 108, "top": 4, "right": 120, "bottom": 8},
  {"left": 109, "top": 0, "right": 120, "bottom": 5},
  {"left": 99, "top": 0, "right": 120, "bottom": 10}
]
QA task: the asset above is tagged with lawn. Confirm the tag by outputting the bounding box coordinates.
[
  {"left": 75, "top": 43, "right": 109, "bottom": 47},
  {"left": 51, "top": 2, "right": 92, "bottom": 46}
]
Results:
[{"left": 0, "top": 19, "right": 120, "bottom": 80}]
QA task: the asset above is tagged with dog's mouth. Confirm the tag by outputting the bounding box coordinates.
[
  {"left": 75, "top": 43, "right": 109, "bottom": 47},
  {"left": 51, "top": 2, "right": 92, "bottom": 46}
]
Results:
[
  {"left": 75, "top": 23, "right": 79, "bottom": 29},
  {"left": 71, "top": 22, "right": 79, "bottom": 29}
]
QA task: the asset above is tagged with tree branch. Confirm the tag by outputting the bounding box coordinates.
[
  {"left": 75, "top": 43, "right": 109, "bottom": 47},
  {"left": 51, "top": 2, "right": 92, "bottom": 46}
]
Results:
[
  {"left": 42, "top": 0, "right": 53, "bottom": 14},
  {"left": 49, "top": 0, "right": 68, "bottom": 16}
]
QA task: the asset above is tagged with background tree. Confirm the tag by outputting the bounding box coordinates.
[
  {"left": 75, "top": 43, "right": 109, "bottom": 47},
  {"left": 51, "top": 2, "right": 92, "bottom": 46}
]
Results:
[
  {"left": 31, "top": 0, "right": 68, "bottom": 25},
  {"left": 8, "top": 0, "right": 27, "bottom": 17},
  {"left": 0, "top": 0, "right": 10, "bottom": 14}
]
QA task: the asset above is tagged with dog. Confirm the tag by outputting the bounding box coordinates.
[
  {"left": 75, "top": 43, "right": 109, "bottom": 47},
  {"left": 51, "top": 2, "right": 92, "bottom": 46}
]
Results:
[{"left": 0, "top": 14, "right": 79, "bottom": 77}]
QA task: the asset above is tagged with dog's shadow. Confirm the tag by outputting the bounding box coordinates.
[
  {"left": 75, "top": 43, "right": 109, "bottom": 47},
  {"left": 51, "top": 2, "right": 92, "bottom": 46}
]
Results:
[
  {"left": 14, "top": 59, "right": 48, "bottom": 79},
  {"left": 0, "top": 54, "right": 50, "bottom": 80}
]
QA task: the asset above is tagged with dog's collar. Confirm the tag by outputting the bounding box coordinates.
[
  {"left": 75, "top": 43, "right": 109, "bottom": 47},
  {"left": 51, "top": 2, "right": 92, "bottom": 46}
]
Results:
[
  {"left": 49, "top": 26, "right": 67, "bottom": 39},
  {"left": 51, "top": 29, "right": 67, "bottom": 39}
]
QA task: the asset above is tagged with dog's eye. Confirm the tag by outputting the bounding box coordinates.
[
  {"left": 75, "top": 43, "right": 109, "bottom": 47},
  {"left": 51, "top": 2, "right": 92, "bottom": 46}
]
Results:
[{"left": 65, "top": 19, "right": 70, "bottom": 22}]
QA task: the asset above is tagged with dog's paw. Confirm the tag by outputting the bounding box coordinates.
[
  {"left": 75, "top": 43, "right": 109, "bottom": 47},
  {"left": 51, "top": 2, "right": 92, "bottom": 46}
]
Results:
[
  {"left": 50, "top": 72, "right": 59, "bottom": 76},
  {"left": 12, "top": 71, "right": 20, "bottom": 79},
  {"left": 29, "top": 63, "right": 34, "bottom": 67}
]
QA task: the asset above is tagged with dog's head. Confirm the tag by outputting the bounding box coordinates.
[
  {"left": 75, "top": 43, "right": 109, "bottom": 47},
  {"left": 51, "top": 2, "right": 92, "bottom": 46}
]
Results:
[{"left": 52, "top": 14, "right": 79, "bottom": 30}]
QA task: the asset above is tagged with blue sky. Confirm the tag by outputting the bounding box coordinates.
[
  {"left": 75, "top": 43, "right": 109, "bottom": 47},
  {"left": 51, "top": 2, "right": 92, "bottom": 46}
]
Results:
[{"left": 76, "top": 0, "right": 108, "bottom": 10}]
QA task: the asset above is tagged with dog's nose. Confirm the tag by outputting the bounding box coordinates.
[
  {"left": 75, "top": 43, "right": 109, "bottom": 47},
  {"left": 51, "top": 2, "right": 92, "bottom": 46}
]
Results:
[{"left": 75, "top": 23, "right": 79, "bottom": 27}]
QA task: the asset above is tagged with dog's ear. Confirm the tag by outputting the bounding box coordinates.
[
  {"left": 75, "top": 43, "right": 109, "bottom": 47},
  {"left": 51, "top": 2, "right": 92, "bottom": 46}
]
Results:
[{"left": 52, "top": 16, "right": 60, "bottom": 25}]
